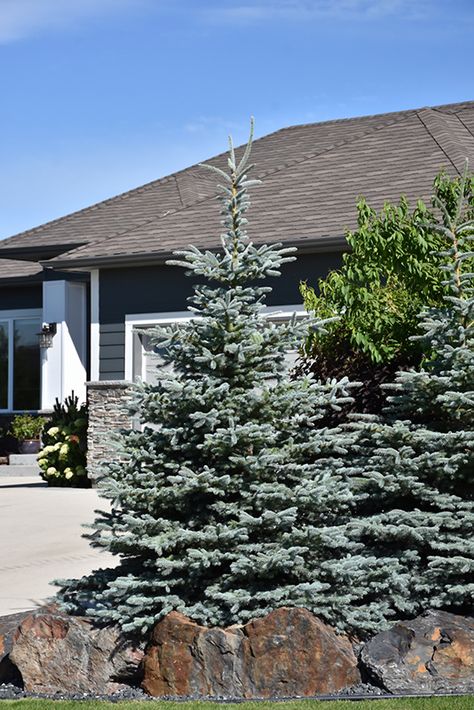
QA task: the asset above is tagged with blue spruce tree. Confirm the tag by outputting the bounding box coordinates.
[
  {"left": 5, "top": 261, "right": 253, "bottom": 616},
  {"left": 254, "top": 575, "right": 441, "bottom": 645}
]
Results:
[
  {"left": 58, "top": 123, "right": 382, "bottom": 637},
  {"left": 346, "top": 164, "right": 474, "bottom": 620}
]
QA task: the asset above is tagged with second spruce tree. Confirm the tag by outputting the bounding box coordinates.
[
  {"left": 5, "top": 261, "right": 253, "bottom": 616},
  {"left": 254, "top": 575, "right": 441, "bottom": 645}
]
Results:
[{"left": 346, "top": 165, "right": 474, "bottom": 620}]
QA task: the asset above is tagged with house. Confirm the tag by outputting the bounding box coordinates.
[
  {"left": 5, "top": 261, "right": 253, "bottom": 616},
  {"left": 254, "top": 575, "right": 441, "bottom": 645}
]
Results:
[{"left": 1, "top": 99, "right": 474, "bottom": 466}]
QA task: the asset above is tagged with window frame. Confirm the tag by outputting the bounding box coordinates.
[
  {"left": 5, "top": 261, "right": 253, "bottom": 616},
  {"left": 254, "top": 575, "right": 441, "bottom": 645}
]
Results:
[
  {"left": 0, "top": 308, "right": 42, "bottom": 413},
  {"left": 124, "top": 305, "right": 308, "bottom": 384}
]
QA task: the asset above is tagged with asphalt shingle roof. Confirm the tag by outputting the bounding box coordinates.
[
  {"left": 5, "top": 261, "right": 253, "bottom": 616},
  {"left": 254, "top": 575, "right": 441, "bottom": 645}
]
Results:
[
  {"left": 0, "top": 259, "right": 43, "bottom": 283},
  {"left": 1, "top": 100, "right": 473, "bottom": 272}
]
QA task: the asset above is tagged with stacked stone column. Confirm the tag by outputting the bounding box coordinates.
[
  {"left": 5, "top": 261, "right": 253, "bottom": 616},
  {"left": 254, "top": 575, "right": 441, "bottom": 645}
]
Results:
[{"left": 86, "top": 381, "right": 131, "bottom": 483}]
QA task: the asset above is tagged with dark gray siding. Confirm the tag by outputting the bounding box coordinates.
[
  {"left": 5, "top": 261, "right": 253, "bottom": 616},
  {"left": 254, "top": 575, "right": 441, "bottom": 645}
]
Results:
[
  {"left": 98, "top": 252, "right": 343, "bottom": 380},
  {"left": 99, "top": 323, "right": 126, "bottom": 379},
  {"left": 0, "top": 285, "right": 42, "bottom": 310}
]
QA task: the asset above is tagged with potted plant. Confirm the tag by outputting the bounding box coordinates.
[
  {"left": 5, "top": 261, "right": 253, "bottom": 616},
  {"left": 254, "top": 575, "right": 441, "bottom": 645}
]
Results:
[{"left": 9, "top": 414, "right": 47, "bottom": 454}]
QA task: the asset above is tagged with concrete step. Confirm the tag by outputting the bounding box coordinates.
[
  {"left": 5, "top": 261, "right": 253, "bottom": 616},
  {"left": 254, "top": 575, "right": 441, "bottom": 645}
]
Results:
[
  {"left": 9, "top": 454, "right": 39, "bottom": 466},
  {"left": 0, "top": 464, "right": 41, "bottom": 477}
]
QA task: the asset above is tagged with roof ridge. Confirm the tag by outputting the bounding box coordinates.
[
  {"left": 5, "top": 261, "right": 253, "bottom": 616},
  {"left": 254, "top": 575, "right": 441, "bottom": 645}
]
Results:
[
  {"left": 456, "top": 111, "right": 474, "bottom": 140},
  {"left": 417, "top": 107, "right": 474, "bottom": 173},
  {"left": 265, "top": 99, "right": 474, "bottom": 135}
]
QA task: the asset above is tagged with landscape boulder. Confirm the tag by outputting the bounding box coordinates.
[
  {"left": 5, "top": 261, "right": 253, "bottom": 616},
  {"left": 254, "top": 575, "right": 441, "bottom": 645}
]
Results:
[
  {"left": 0, "top": 611, "right": 31, "bottom": 684},
  {"left": 360, "top": 610, "right": 474, "bottom": 694},
  {"left": 142, "top": 606, "right": 360, "bottom": 697},
  {"left": 8, "top": 604, "right": 143, "bottom": 694}
]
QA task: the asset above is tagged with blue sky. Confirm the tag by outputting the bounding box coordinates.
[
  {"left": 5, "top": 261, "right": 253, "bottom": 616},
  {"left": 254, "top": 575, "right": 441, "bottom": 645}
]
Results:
[{"left": 0, "top": 0, "right": 472, "bottom": 239}]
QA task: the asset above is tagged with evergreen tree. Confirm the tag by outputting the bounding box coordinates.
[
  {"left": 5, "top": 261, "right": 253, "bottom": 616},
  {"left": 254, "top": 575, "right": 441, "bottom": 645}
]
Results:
[
  {"left": 57, "top": 124, "right": 383, "bottom": 638},
  {"left": 346, "top": 163, "right": 474, "bottom": 619}
]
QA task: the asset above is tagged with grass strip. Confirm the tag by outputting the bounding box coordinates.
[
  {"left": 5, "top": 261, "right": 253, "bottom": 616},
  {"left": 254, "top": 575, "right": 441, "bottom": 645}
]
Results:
[{"left": 0, "top": 697, "right": 473, "bottom": 710}]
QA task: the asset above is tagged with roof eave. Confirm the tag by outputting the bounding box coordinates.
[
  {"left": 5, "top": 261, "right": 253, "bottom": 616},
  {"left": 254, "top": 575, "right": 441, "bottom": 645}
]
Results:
[{"left": 42, "top": 235, "right": 349, "bottom": 271}]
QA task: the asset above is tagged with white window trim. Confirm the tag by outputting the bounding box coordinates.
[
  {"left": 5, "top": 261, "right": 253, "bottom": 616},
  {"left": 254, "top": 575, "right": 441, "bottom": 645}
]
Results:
[
  {"left": 0, "top": 308, "right": 42, "bottom": 413},
  {"left": 124, "top": 304, "right": 307, "bottom": 382}
]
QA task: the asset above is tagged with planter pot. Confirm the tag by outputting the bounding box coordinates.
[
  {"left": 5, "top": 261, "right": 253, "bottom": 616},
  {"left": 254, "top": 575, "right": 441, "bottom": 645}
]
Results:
[{"left": 19, "top": 439, "right": 41, "bottom": 454}]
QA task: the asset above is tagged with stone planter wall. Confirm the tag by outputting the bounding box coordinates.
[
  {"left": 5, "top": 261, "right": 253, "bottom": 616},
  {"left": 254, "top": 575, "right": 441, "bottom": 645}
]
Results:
[{"left": 86, "top": 381, "right": 132, "bottom": 483}]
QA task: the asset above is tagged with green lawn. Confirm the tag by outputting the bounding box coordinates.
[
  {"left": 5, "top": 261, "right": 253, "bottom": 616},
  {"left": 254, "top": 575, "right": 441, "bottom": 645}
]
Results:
[{"left": 0, "top": 698, "right": 473, "bottom": 710}]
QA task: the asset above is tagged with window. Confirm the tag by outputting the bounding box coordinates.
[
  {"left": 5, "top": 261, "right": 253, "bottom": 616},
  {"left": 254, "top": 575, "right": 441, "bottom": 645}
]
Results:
[
  {"left": 0, "top": 321, "right": 8, "bottom": 409},
  {"left": 0, "top": 311, "right": 42, "bottom": 412},
  {"left": 125, "top": 306, "right": 307, "bottom": 385},
  {"left": 133, "top": 330, "right": 168, "bottom": 386}
]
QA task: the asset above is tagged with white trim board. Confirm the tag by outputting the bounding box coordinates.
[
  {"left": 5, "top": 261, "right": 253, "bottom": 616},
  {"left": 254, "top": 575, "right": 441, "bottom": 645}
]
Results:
[{"left": 124, "top": 311, "right": 192, "bottom": 381}]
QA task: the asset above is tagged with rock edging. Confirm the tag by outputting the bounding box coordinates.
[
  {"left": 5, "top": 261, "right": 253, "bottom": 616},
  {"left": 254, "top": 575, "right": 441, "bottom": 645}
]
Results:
[
  {"left": 1, "top": 605, "right": 474, "bottom": 698},
  {"left": 142, "top": 607, "right": 360, "bottom": 698},
  {"left": 361, "top": 609, "right": 474, "bottom": 694},
  {"left": 4, "top": 604, "right": 143, "bottom": 694}
]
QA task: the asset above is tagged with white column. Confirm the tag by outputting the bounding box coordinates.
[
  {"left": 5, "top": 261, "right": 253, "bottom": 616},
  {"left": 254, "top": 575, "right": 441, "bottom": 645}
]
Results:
[
  {"left": 41, "top": 280, "right": 87, "bottom": 410},
  {"left": 90, "top": 270, "right": 100, "bottom": 381}
]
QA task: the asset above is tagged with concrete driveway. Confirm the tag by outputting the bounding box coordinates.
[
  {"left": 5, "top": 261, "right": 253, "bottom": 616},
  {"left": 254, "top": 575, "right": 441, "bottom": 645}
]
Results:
[{"left": 0, "top": 477, "right": 115, "bottom": 616}]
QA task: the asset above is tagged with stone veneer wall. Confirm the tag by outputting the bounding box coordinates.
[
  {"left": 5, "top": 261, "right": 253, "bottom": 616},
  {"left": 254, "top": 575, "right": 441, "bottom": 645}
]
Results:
[{"left": 86, "top": 381, "right": 132, "bottom": 483}]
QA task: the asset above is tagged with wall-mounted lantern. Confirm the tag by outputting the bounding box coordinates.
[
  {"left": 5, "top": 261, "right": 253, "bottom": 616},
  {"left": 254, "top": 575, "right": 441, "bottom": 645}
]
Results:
[{"left": 38, "top": 322, "right": 57, "bottom": 349}]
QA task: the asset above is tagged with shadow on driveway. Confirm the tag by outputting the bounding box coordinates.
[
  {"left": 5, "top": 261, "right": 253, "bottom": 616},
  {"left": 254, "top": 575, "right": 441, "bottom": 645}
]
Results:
[{"left": 0, "top": 476, "right": 115, "bottom": 616}]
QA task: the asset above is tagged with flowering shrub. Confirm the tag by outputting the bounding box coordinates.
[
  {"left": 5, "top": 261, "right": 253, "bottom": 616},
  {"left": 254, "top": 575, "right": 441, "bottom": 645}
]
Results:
[{"left": 37, "top": 393, "right": 89, "bottom": 487}]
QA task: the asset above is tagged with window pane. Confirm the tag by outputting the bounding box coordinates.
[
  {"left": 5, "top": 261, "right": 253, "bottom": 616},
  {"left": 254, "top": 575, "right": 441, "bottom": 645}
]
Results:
[
  {"left": 141, "top": 332, "right": 169, "bottom": 385},
  {"left": 13, "top": 319, "right": 40, "bottom": 410},
  {"left": 132, "top": 329, "right": 167, "bottom": 385},
  {"left": 0, "top": 321, "right": 8, "bottom": 409}
]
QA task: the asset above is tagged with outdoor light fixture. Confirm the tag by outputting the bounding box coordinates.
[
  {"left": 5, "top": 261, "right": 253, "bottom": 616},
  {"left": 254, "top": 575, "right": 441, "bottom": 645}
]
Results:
[{"left": 38, "top": 322, "right": 57, "bottom": 349}]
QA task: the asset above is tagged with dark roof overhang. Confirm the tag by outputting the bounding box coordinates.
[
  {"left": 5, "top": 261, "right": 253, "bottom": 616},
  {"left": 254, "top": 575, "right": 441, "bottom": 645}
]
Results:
[{"left": 0, "top": 243, "right": 87, "bottom": 262}]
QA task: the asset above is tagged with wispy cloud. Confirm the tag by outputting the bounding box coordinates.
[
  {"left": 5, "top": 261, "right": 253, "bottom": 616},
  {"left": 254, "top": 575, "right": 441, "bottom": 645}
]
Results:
[
  {"left": 0, "top": 0, "right": 145, "bottom": 43},
  {"left": 201, "top": 0, "right": 433, "bottom": 24},
  {"left": 0, "top": 0, "right": 438, "bottom": 43},
  {"left": 183, "top": 115, "right": 243, "bottom": 134}
]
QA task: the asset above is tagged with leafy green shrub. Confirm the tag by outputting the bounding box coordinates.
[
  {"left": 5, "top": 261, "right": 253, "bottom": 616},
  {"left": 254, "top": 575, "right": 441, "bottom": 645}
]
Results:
[
  {"left": 299, "top": 169, "right": 474, "bottom": 413},
  {"left": 37, "top": 393, "right": 89, "bottom": 487},
  {"left": 9, "top": 414, "right": 47, "bottom": 441}
]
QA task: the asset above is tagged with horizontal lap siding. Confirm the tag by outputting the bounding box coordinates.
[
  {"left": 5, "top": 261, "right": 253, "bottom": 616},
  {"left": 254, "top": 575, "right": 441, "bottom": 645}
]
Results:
[
  {"left": 98, "top": 264, "right": 193, "bottom": 380},
  {"left": 98, "top": 252, "right": 343, "bottom": 380},
  {"left": 99, "top": 323, "right": 125, "bottom": 380}
]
